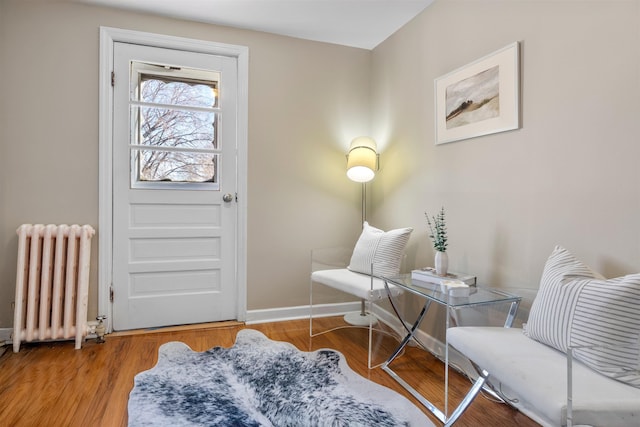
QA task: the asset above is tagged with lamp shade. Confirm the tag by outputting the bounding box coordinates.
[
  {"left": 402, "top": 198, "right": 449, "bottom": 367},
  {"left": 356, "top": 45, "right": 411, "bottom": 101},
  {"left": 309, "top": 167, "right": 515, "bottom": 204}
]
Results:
[{"left": 346, "top": 136, "right": 377, "bottom": 183}]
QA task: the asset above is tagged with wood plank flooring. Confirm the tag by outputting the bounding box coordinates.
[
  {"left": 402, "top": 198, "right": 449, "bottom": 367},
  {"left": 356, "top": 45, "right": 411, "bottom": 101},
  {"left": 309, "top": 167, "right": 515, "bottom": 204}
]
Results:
[{"left": 0, "top": 318, "right": 540, "bottom": 426}]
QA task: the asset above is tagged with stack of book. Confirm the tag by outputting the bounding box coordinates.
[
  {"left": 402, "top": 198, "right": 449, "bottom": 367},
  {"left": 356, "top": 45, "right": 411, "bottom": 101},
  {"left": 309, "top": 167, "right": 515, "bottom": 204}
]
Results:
[{"left": 410, "top": 268, "right": 476, "bottom": 296}]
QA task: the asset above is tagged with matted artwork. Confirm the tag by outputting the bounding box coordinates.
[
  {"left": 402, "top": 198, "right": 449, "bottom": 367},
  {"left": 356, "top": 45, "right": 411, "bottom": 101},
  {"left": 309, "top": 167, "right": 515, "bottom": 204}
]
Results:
[{"left": 435, "top": 42, "right": 520, "bottom": 145}]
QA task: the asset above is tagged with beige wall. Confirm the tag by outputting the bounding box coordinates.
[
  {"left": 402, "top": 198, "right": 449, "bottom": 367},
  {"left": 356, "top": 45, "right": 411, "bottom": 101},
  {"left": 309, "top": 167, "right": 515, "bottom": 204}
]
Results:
[
  {"left": 370, "top": 0, "right": 640, "bottom": 297},
  {"left": 0, "top": 0, "right": 371, "bottom": 327},
  {"left": 2, "top": 0, "right": 639, "bottom": 330}
]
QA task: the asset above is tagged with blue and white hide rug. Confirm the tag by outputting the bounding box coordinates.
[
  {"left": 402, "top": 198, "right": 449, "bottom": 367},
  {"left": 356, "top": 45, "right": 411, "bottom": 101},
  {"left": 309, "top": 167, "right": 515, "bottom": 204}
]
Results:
[{"left": 128, "top": 329, "right": 433, "bottom": 426}]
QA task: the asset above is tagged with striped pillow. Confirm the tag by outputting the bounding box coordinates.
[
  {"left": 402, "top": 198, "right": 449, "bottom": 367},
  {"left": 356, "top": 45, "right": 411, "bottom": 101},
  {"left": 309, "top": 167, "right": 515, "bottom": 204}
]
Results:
[
  {"left": 348, "top": 222, "right": 412, "bottom": 277},
  {"left": 524, "top": 246, "right": 640, "bottom": 387},
  {"left": 524, "top": 246, "right": 602, "bottom": 350}
]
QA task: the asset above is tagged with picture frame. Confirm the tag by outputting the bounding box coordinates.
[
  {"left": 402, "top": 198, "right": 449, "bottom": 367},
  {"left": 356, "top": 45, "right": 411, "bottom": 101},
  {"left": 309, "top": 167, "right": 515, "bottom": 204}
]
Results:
[{"left": 435, "top": 41, "right": 520, "bottom": 145}]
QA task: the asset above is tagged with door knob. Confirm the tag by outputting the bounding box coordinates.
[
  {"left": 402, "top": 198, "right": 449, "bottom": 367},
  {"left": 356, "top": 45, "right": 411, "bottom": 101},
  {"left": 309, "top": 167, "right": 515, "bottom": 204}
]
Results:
[{"left": 223, "top": 193, "right": 234, "bottom": 203}]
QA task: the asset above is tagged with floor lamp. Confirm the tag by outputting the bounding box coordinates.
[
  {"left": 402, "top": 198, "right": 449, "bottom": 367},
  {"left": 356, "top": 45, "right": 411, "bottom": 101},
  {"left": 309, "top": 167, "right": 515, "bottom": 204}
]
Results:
[{"left": 344, "top": 136, "right": 379, "bottom": 326}]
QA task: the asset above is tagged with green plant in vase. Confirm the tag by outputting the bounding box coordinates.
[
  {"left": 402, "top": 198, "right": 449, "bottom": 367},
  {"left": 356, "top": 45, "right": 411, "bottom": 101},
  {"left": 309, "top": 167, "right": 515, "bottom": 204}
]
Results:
[{"left": 425, "top": 207, "right": 448, "bottom": 276}]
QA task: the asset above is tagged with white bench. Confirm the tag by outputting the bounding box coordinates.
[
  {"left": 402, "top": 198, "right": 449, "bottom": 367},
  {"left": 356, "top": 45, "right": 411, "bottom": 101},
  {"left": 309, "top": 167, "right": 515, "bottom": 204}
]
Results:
[{"left": 447, "top": 326, "right": 640, "bottom": 426}]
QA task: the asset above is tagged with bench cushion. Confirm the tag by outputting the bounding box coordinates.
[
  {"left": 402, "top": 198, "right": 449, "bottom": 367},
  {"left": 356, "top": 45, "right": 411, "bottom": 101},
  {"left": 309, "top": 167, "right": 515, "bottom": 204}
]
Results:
[
  {"left": 311, "top": 268, "right": 402, "bottom": 301},
  {"left": 448, "top": 326, "right": 640, "bottom": 427},
  {"left": 524, "top": 246, "right": 640, "bottom": 387}
]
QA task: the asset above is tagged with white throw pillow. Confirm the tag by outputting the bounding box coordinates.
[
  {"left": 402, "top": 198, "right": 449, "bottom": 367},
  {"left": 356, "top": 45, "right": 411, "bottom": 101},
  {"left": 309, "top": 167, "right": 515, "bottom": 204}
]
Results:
[
  {"left": 524, "top": 245, "right": 602, "bottom": 350},
  {"left": 347, "top": 222, "right": 412, "bottom": 277},
  {"left": 524, "top": 245, "right": 640, "bottom": 387}
]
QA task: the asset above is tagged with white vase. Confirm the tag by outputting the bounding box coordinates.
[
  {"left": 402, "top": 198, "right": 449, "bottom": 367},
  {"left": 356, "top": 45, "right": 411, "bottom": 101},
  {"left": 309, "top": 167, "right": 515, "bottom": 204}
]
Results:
[{"left": 435, "top": 251, "right": 449, "bottom": 276}]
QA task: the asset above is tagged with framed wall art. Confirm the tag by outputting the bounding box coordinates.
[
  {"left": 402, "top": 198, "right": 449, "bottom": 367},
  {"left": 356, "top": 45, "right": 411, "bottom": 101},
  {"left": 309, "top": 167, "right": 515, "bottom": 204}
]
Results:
[{"left": 435, "top": 41, "right": 520, "bottom": 145}]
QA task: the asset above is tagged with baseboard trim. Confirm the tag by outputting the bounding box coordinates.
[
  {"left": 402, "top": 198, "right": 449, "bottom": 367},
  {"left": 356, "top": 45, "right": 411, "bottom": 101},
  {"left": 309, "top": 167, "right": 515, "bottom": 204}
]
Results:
[
  {"left": 247, "top": 303, "right": 474, "bottom": 374},
  {"left": 0, "top": 328, "right": 12, "bottom": 343},
  {"left": 2, "top": 306, "right": 461, "bottom": 369},
  {"left": 2, "top": 308, "right": 472, "bottom": 379},
  {"left": 245, "top": 303, "right": 449, "bottom": 361},
  {"left": 245, "top": 302, "right": 361, "bottom": 324}
]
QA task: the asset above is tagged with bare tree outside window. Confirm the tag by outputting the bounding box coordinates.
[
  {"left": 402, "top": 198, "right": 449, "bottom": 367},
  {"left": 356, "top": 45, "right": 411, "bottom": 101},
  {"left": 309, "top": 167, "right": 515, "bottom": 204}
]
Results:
[{"left": 130, "top": 62, "right": 220, "bottom": 184}]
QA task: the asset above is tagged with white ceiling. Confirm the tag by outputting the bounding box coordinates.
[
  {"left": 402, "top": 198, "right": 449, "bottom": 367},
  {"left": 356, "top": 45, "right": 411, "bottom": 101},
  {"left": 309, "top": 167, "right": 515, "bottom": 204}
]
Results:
[{"left": 76, "top": 0, "right": 434, "bottom": 50}]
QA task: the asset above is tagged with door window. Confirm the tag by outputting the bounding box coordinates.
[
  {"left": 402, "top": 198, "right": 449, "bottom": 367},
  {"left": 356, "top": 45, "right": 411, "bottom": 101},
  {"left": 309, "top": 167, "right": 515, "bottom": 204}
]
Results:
[{"left": 129, "top": 61, "right": 221, "bottom": 189}]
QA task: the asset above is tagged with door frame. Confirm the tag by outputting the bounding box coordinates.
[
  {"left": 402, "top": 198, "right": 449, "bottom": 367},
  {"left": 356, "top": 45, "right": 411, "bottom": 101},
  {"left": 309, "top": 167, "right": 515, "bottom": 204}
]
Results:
[{"left": 98, "top": 27, "right": 248, "bottom": 332}]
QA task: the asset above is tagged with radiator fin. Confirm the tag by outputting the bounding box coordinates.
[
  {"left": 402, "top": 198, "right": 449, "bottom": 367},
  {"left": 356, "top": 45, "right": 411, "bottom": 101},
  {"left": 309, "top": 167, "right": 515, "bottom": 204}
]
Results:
[{"left": 13, "top": 224, "right": 95, "bottom": 352}]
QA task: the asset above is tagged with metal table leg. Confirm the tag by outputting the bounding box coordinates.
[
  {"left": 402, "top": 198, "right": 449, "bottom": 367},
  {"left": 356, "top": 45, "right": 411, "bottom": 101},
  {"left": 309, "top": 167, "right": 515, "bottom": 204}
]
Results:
[
  {"left": 381, "top": 278, "right": 521, "bottom": 425},
  {"left": 384, "top": 295, "right": 432, "bottom": 364}
]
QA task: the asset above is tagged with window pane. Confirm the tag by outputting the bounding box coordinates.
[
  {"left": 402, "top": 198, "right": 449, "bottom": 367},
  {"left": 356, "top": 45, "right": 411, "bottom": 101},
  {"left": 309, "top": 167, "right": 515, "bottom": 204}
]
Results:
[
  {"left": 140, "top": 77, "right": 217, "bottom": 108},
  {"left": 134, "top": 149, "right": 218, "bottom": 183},
  {"left": 133, "top": 106, "right": 217, "bottom": 150},
  {"left": 128, "top": 61, "right": 221, "bottom": 189}
]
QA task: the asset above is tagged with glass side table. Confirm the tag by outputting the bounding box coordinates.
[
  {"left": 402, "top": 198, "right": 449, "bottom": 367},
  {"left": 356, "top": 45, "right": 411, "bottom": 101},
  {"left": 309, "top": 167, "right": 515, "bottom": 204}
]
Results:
[{"left": 381, "top": 274, "right": 521, "bottom": 426}]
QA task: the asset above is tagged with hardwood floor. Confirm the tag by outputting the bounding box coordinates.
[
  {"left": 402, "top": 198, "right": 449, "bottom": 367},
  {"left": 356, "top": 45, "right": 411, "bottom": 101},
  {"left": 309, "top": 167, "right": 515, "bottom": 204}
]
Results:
[{"left": 0, "top": 318, "right": 540, "bottom": 426}]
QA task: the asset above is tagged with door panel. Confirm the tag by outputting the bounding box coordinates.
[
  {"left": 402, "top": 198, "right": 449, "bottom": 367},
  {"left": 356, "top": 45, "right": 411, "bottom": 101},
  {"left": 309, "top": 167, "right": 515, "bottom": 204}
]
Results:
[{"left": 112, "top": 42, "right": 238, "bottom": 330}]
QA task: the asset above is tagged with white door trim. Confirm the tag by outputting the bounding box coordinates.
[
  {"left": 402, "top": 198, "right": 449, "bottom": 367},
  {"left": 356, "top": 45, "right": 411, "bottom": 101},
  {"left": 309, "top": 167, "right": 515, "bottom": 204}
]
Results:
[{"left": 98, "top": 27, "right": 248, "bottom": 332}]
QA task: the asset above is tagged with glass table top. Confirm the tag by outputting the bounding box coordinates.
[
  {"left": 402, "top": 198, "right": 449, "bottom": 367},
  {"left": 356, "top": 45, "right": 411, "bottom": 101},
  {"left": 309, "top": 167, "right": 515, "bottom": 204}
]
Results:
[{"left": 383, "top": 273, "right": 522, "bottom": 308}]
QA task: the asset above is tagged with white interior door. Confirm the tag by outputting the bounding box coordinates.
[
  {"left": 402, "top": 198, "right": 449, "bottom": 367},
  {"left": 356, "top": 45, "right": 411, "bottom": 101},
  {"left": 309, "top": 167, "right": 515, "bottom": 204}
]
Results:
[{"left": 111, "top": 42, "right": 238, "bottom": 330}]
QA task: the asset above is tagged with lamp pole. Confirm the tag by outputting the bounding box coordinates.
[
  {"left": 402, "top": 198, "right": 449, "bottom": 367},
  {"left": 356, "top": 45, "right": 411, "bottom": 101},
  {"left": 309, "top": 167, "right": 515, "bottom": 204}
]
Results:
[{"left": 361, "top": 182, "right": 367, "bottom": 224}]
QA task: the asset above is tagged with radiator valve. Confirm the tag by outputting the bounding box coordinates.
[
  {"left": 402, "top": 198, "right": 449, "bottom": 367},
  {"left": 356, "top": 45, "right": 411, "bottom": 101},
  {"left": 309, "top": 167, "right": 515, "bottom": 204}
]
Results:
[{"left": 95, "top": 315, "right": 107, "bottom": 343}]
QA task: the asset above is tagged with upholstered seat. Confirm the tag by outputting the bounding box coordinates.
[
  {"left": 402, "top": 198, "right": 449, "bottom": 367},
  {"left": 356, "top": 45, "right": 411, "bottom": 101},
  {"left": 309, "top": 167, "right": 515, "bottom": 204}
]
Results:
[
  {"left": 447, "top": 246, "right": 640, "bottom": 426},
  {"left": 309, "top": 222, "right": 412, "bottom": 368},
  {"left": 448, "top": 326, "right": 640, "bottom": 427},
  {"left": 311, "top": 269, "right": 402, "bottom": 301}
]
